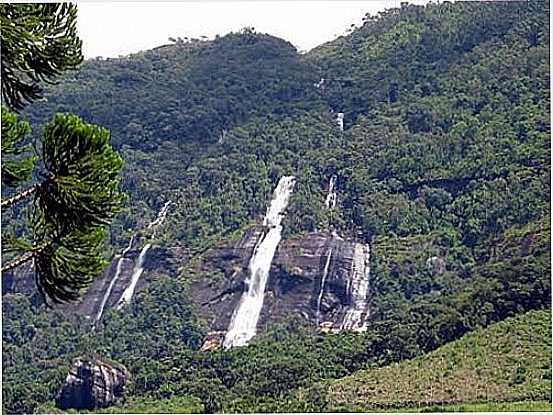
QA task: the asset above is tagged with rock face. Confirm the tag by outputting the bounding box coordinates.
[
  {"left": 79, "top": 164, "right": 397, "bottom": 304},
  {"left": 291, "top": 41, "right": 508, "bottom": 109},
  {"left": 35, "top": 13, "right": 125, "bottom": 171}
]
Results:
[
  {"left": 56, "top": 357, "right": 130, "bottom": 410},
  {"left": 64, "top": 234, "right": 173, "bottom": 321},
  {"left": 262, "top": 232, "right": 370, "bottom": 332},
  {"left": 2, "top": 218, "right": 372, "bottom": 344},
  {"left": 189, "top": 225, "right": 266, "bottom": 332},
  {"left": 189, "top": 229, "right": 372, "bottom": 340},
  {"left": 1, "top": 260, "right": 36, "bottom": 296},
  {"left": 61, "top": 236, "right": 141, "bottom": 319}
]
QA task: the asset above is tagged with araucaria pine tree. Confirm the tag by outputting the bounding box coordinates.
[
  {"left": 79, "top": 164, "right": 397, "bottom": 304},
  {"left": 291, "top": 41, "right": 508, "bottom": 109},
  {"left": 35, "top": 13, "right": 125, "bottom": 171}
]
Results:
[{"left": 1, "top": 3, "right": 125, "bottom": 303}]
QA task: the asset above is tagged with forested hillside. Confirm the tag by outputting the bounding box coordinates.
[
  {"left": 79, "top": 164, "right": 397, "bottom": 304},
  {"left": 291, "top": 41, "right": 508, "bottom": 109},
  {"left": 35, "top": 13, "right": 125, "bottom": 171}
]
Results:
[{"left": 2, "top": 1, "right": 551, "bottom": 413}]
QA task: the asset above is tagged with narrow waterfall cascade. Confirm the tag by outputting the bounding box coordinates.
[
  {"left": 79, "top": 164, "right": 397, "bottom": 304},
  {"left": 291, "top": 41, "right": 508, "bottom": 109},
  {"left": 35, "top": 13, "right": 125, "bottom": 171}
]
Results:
[
  {"left": 325, "top": 175, "right": 338, "bottom": 209},
  {"left": 115, "top": 201, "right": 173, "bottom": 309},
  {"left": 218, "top": 129, "right": 227, "bottom": 144},
  {"left": 336, "top": 112, "right": 344, "bottom": 132},
  {"left": 316, "top": 248, "right": 333, "bottom": 323},
  {"left": 95, "top": 235, "right": 135, "bottom": 322},
  {"left": 115, "top": 243, "right": 152, "bottom": 309},
  {"left": 223, "top": 176, "right": 296, "bottom": 348},
  {"left": 340, "top": 243, "right": 371, "bottom": 332},
  {"left": 147, "top": 200, "right": 173, "bottom": 236}
]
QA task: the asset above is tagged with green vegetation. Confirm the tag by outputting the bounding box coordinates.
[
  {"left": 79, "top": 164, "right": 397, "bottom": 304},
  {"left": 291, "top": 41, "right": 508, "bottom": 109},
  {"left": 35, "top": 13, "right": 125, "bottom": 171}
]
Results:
[
  {"left": 392, "top": 400, "right": 552, "bottom": 413},
  {"left": 36, "top": 396, "right": 203, "bottom": 414},
  {"left": 321, "top": 310, "right": 551, "bottom": 412},
  {"left": 1, "top": 3, "right": 124, "bottom": 303},
  {"left": 0, "top": 4, "right": 82, "bottom": 110},
  {"left": 2, "top": 1, "right": 551, "bottom": 413},
  {"left": 98, "top": 396, "right": 203, "bottom": 414}
]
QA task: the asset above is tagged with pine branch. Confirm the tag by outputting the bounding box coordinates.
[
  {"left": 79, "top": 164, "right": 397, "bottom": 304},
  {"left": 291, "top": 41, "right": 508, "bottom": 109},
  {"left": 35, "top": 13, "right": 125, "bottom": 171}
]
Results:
[
  {"left": 1, "top": 250, "right": 34, "bottom": 273},
  {"left": 1, "top": 241, "right": 50, "bottom": 273},
  {"left": 0, "top": 182, "right": 40, "bottom": 210}
]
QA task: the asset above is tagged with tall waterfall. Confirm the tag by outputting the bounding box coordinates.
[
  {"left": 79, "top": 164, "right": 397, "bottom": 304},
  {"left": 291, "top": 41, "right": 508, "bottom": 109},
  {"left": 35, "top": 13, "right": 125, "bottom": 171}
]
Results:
[
  {"left": 115, "top": 243, "right": 151, "bottom": 309},
  {"left": 341, "top": 243, "right": 371, "bottom": 332},
  {"left": 115, "top": 200, "right": 173, "bottom": 309},
  {"left": 325, "top": 175, "right": 337, "bottom": 209},
  {"left": 95, "top": 235, "right": 135, "bottom": 321},
  {"left": 316, "top": 248, "right": 333, "bottom": 323},
  {"left": 223, "top": 176, "right": 296, "bottom": 348}
]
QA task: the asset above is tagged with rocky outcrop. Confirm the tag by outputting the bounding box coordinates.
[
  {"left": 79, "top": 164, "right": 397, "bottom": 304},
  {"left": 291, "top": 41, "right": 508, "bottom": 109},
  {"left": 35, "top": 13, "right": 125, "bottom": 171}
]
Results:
[
  {"left": 61, "top": 236, "right": 142, "bottom": 319},
  {"left": 261, "top": 232, "right": 368, "bottom": 331},
  {"left": 201, "top": 331, "right": 226, "bottom": 351},
  {"left": 189, "top": 229, "right": 373, "bottom": 340},
  {"left": 65, "top": 201, "right": 175, "bottom": 320},
  {"left": 2, "top": 219, "right": 372, "bottom": 344},
  {"left": 64, "top": 235, "right": 173, "bottom": 321},
  {"left": 56, "top": 357, "right": 130, "bottom": 410},
  {"left": 189, "top": 225, "right": 266, "bottom": 332},
  {"left": 1, "top": 260, "right": 36, "bottom": 296}
]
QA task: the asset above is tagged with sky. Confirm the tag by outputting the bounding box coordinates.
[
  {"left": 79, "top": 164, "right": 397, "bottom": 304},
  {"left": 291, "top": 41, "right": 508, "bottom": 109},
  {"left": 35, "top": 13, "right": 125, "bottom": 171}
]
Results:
[{"left": 77, "top": 1, "right": 432, "bottom": 59}]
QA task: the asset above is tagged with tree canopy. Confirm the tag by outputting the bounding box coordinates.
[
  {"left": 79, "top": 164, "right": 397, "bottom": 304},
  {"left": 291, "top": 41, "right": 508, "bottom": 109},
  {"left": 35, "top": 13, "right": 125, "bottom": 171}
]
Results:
[
  {"left": 1, "top": 3, "right": 124, "bottom": 303},
  {"left": 0, "top": 3, "right": 82, "bottom": 110},
  {"left": 2, "top": 1, "right": 551, "bottom": 413}
]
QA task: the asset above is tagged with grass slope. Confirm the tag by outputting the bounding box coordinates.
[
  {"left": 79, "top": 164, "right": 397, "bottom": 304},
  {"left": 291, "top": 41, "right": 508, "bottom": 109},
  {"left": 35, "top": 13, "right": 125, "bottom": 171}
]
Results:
[{"left": 316, "top": 310, "right": 551, "bottom": 412}]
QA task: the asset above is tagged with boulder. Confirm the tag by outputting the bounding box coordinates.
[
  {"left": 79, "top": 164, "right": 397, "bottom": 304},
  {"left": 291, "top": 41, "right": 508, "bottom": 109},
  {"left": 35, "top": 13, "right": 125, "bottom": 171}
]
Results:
[
  {"left": 200, "top": 331, "right": 226, "bottom": 352},
  {"left": 56, "top": 357, "right": 130, "bottom": 410}
]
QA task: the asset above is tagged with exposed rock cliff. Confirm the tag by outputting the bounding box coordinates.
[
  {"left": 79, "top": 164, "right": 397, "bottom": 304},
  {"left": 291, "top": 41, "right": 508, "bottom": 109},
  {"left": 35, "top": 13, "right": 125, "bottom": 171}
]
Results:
[
  {"left": 56, "top": 357, "right": 130, "bottom": 410},
  {"left": 192, "top": 229, "right": 372, "bottom": 349},
  {"left": 1, "top": 260, "right": 37, "bottom": 297}
]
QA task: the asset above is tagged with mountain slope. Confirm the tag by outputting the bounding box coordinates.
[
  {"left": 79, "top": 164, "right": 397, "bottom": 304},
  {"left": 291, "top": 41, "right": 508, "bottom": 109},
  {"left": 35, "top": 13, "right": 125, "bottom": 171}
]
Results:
[
  {"left": 229, "top": 310, "right": 551, "bottom": 412},
  {"left": 2, "top": 1, "right": 551, "bottom": 414},
  {"left": 323, "top": 309, "right": 552, "bottom": 412}
]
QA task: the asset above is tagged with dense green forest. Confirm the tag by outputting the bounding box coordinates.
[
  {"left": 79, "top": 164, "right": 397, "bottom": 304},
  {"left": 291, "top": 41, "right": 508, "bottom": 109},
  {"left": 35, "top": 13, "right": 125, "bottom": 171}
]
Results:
[{"left": 2, "top": 1, "right": 551, "bottom": 413}]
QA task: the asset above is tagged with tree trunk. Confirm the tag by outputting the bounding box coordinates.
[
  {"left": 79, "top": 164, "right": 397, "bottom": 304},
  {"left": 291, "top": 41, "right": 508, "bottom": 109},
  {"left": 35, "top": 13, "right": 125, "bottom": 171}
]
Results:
[{"left": 1, "top": 183, "right": 39, "bottom": 209}]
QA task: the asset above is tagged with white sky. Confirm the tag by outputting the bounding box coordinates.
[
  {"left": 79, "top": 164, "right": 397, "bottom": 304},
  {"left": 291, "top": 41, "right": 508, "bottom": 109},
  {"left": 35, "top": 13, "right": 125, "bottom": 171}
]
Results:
[{"left": 77, "top": 1, "right": 432, "bottom": 59}]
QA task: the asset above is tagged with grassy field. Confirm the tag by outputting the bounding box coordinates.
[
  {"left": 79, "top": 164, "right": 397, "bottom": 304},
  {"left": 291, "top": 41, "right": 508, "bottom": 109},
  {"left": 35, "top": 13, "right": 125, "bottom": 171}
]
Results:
[
  {"left": 392, "top": 400, "right": 552, "bottom": 412},
  {"left": 316, "top": 309, "right": 552, "bottom": 412},
  {"left": 36, "top": 396, "right": 203, "bottom": 414}
]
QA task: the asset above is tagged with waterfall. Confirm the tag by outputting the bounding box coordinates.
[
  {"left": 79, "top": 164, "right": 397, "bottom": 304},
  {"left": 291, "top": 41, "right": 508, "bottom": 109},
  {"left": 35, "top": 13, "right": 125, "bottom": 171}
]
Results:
[
  {"left": 341, "top": 243, "right": 371, "bottom": 332},
  {"left": 115, "top": 243, "right": 152, "bottom": 309},
  {"left": 223, "top": 176, "right": 296, "bottom": 348},
  {"left": 325, "top": 175, "right": 337, "bottom": 209},
  {"left": 336, "top": 113, "right": 344, "bottom": 132},
  {"left": 114, "top": 201, "right": 173, "bottom": 310},
  {"left": 147, "top": 200, "right": 173, "bottom": 236},
  {"left": 316, "top": 248, "right": 333, "bottom": 323},
  {"left": 95, "top": 235, "right": 135, "bottom": 322}
]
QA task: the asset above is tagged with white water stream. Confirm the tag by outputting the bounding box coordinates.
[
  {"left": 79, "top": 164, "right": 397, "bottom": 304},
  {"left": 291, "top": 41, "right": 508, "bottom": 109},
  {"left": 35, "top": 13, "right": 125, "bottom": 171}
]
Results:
[
  {"left": 336, "top": 112, "right": 344, "bottom": 131},
  {"left": 115, "top": 243, "right": 151, "bottom": 310},
  {"left": 114, "top": 201, "right": 172, "bottom": 310},
  {"left": 95, "top": 235, "right": 135, "bottom": 321},
  {"left": 316, "top": 248, "right": 333, "bottom": 323},
  {"left": 223, "top": 176, "right": 296, "bottom": 348},
  {"left": 340, "top": 243, "right": 371, "bottom": 332},
  {"left": 325, "top": 175, "right": 337, "bottom": 209}
]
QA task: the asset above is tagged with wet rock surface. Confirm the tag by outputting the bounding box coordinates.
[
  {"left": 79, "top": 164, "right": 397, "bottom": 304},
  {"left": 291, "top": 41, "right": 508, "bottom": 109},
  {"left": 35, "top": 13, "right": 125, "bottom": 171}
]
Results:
[{"left": 189, "top": 229, "right": 372, "bottom": 337}]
